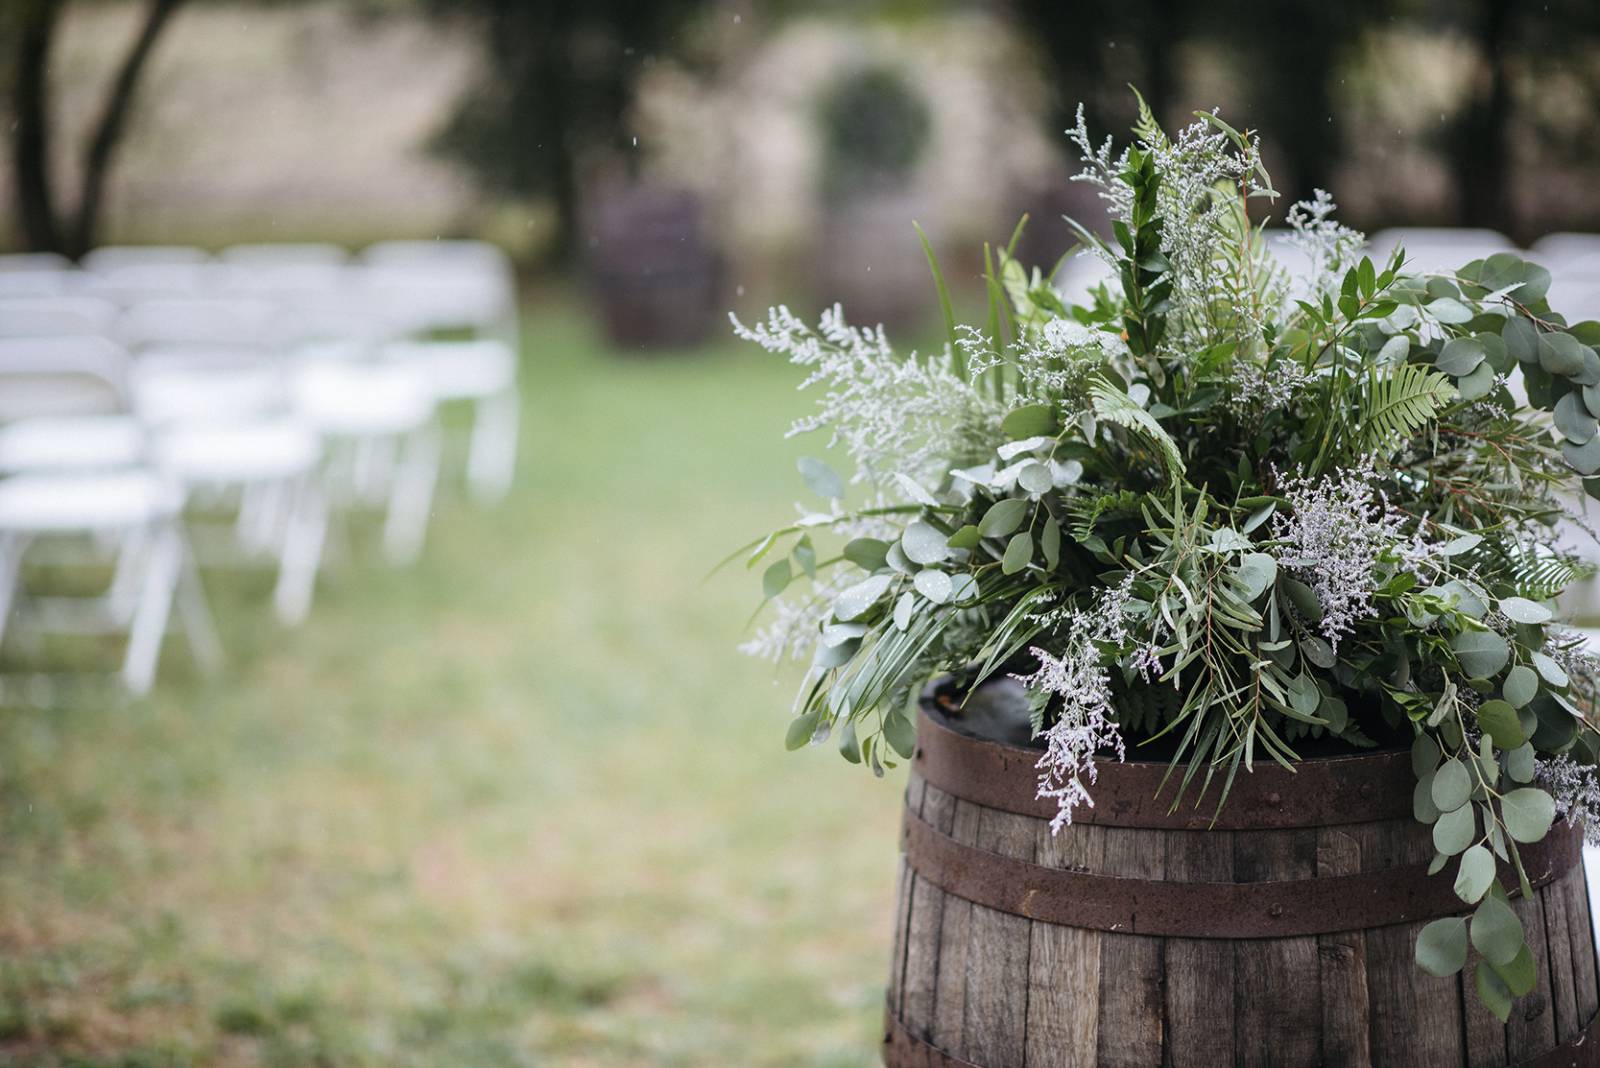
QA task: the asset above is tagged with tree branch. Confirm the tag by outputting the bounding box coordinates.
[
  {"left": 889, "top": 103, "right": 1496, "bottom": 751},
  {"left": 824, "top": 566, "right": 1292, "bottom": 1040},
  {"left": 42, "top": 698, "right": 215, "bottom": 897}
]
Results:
[{"left": 9, "top": 0, "right": 64, "bottom": 253}]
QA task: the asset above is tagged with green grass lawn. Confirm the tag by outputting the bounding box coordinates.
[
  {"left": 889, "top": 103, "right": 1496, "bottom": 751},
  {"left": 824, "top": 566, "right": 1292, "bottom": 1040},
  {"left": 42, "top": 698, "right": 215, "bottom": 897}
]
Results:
[{"left": 0, "top": 293, "right": 907, "bottom": 1066}]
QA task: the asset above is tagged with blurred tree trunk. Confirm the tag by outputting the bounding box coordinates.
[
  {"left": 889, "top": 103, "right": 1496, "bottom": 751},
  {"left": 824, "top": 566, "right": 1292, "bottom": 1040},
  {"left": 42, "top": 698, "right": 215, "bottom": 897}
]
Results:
[
  {"left": 4, "top": 0, "right": 183, "bottom": 256},
  {"left": 72, "top": 0, "right": 183, "bottom": 256},
  {"left": 1449, "top": 0, "right": 1515, "bottom": 234},
  {"left": 9, "top": 0, "right": 64, "bottom": 252}
]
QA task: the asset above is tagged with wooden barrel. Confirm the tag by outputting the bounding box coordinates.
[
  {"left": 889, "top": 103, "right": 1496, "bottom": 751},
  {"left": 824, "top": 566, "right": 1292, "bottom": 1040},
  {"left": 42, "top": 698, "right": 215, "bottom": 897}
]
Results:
[{"left": 883, "top": 686, "right": 1599, "bottom": 1067}]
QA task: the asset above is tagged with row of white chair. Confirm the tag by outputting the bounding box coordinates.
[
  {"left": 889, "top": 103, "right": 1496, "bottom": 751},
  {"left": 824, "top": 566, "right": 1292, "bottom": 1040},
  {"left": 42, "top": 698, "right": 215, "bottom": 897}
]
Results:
[{"left": 0, "top": 241, "right": 521, "bottom": 697}]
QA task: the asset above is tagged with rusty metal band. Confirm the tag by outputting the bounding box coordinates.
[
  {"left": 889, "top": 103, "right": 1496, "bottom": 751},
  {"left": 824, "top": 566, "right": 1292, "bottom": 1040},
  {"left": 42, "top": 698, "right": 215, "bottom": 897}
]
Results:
[
  {"left": 915, "top": 704, "right": 1415, "bottom": 830},
  {"left": 882, "top": 1007, "right": 981, "bottom": 1068},
  {"left": 883, "top": 1003, "right": 1600, "bottom": 1068},
  {"left": 902, "top": 808, "right": 1583, "bottom": 939},
  {"left": 1519, "top": 1008, "right": 1600, "bottom": 1068}
]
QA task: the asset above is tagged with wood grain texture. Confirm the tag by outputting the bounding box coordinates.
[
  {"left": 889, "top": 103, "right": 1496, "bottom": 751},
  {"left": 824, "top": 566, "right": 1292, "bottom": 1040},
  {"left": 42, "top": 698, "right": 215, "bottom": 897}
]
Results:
[
  {"left": 1545, "top": 868, "right": 1582, "bottom": 1046},
  {"left": 1569, "top": 861, "right": 1600, "bottom": 1027},
  {"left": 887, "top": 772, "right": 927, "bottom": 1021},
  {"left": 930, "top": 797, "right": 982, "bottom": 1053},
  {"left": 1316, "top": 826, "right": 1372, "bottom": 1067},
  {"left": 960, "top": 807, "right": 1035, "bottom": 1065},
  {"left": 1025, "top": 820, "right": 1104, "bottom": 1068},
  {"left": 1162, "top": 827, "right": 1236, "bottom": 1068},
  {"left": 1233, "top": 828, "right": 1323, "bottom": 1067},
  {"left": 902, "top": 781, "right": 955, "bottom": 1040},
  {"left": 1094, "top": 826, "right": 1166, "bottom": 1068}
]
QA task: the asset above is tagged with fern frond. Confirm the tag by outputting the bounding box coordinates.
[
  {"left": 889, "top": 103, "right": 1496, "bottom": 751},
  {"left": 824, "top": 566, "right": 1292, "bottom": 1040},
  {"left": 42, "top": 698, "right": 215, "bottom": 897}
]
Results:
[
  {"left": 1130, "top": 85, "right": 1165, "bottom": 147},
  {"left": 1360, "top": 364, "right": 1456, "bottom": 448},
  {"left": 1506, "top": 551, "right": 1597, "bottom": 600},
  {"left": 1090, "top": 378, "right": 1187, "bottom": 480}
]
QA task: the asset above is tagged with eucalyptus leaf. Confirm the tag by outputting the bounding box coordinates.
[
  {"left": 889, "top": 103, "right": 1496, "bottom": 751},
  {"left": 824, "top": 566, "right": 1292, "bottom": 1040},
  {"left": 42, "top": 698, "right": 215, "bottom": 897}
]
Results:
[
  {"left": 1453, "top": 845, "right": 1495, "bottom": 904},
  {"left": 1000, "top": 403, "right": 1058, "bottom": 439},
  {"left": 1476, "top": 961, "right": 1513, "bottom": 1024},
  {"left": 979, "top": 498, "right": 1029, "bottom": 538},
  {"left": 1499, "top": 787, "right": 1555, "bottom": 843},
  {"left": 1432, "top": 802, "right": 1475, "bottom": 855},
  {"left": 1416, "top": 917, "right": 1469, "bottom": 977},
  {"left": 1452, "top": 629, "right": 1511, "bottom": 679},
  {"left": 843, "top": 538, "right": 889, "bottom": 572},
  {"left": 834, "top": 574, "right": 893, "bottom": 622},
  {"left": 901, "top": 521, "right": 950, "bottom": 565},
  {"left": 1041, "top": 518, "right": 1061, "bottom": 571},
  {"left": 762, "top": 558, "right": 792, "bottom": 600},
  {"left": 1499, "top": 597, "right": 1554, "bottom": 625},
  {"left": 1432, "top": 757, "right": 1472, "bottom": 812},
  {"left": 797, "top": 456, "right": 845, "bottom": 499},
  {"left": 1002, "top": 532, "right": 1033, "bottom": 575},
  {"left": 1533, "top": 651, "right": 1569, "bottom": 688},
  {"left": 1437, "top": 336, "right": 1487, "bottom": 377},
  {"left": 914, "top": 570, "right": 953, "bottom": 604},
  {"left": 1470, "top": 894, "right": 1524, "bottom": 967},
  {"left": 1503, "top": 664, "right": 1539, "bottom": 708},
  {"left": 1476, "top": 699, "right": 1525, "bottom": 749}
]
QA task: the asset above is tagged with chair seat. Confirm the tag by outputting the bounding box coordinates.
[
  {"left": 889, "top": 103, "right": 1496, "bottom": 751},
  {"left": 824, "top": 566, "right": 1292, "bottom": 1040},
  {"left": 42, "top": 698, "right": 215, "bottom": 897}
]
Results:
[
  {"left": 291, "top": 361, "right": 435, "bottom": 436},
  {"left": 0, "top": 471, "right": 182, "bottom": 533},
  {"left": 383, "top": 339, "right": 516, "bottom": 400},
  {"left": 0, "top": 415, "right": 146, "bottom": 473},
  {"left": 154, "top": 419, "right": 321, "bottom": 483}
]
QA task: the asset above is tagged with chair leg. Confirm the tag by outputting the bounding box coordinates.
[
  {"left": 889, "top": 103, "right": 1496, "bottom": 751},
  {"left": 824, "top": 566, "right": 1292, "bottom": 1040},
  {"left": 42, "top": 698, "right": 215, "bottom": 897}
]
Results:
[
  {"left": 0, "top": 533, "right": 25, "bottom": 654},
  {"left": 466, "top": 387, "right": 519, "bottom": 504},
  {"left": 383, "top": 424, "right": 441, "bottom": 565},
  {"left": 176, "top": 529, "right": 222, "bottom": 674},
  {"left": 121, "top": 526, "right": 183, "bottom": 696},
  {"left": 273, "top": 476, "right": 327, "bottom": 625}
]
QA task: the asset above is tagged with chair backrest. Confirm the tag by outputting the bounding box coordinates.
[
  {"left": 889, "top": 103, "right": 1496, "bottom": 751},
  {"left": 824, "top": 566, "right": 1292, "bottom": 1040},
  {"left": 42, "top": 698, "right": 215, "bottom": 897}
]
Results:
[
  {"left": 0, "top": 335, "right": 129, "bottom": 421},
  {"left": 0, "top": 296, "right": 119, "bottom": 338},
  {"left": 118, "top": 297, "right": 281, "bottom": 349},
  {"left": 1532, "top": 233, "right": 1600, "bottom": 267},
  {"left": 80, "top": 262, "right": 214, "bottom": 304},
  {"left": 0, "top": 269, "right": 71, "bottom": 298},
  {"left": 81, "top": 245, "right": 209, "bottom": 273},
  {"left": 131, "top": 344, "right": 288, "bottom": 425},
  {"left": 361, "top": 265, "right": 510, "bottom": 335},
  {"left": 1366, "top": 228, "right": 1518, "bottom": 275},
  {"left": 220, "top": 242, "right": 349, "bottom": 266},
  {"left": 0, "top": 252, "right": 73, "bottom": 273},
  {"left": 215, "top": 261, "right": 349, "bottom": 300}
]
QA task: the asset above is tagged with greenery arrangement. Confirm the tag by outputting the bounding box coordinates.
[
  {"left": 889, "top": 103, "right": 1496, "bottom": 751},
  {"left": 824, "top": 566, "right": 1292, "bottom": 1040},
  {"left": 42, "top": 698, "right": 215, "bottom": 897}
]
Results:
[{"left": 732, "top": 97, "right": 1600, "bottom": 1018}]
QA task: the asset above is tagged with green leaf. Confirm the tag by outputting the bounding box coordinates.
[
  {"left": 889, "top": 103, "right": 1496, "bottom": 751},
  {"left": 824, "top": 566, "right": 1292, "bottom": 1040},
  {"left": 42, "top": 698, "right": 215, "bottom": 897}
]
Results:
[
  {"left": 1475, "top": 960, "right": 1513, "bottom": 1023},
  {"left": 1041, "top": 518, "right": 1061, "bottom": 571},
  {"left": 1506, "top": 743, "right": 1536, "bottom": 784},
  {"left": 1470, "top": 895, "right": 1524, "bottom": 967},
  {"left": 901, "top": 522, "right": 950, "bottom": 565},
  {"left": 1456, "top": 362, "right": 1497, "bottom": 402},
  {"left": 793, "top": 536, "right": 816, "bottom": 579},
  {"left": 893, "top": 591, "right": 914, "bottom": 631},
  {"left": 763, "top": 558, "right": 792, "bottom": 600},
  {"left": 797, "top": 456, "right": 845, "bottom": 499},
  {"left": 1412, "top": 734, "right": 1441, "bottom": 778},
  {"left": 1361, "top": 363, "right": 1456, "bottom": 447},
  {"left": 1414, "top": 775, "right": 1441, "bottom": 824},
  {"left": 1500, "top": 787, "right": 1556, "bottom": 843},
  {"left": 1088, "top": 378, "right": 1185, "bottom": 479},
  {"left": 1476, "top": 699, "right": 1525, "bottom": 749},
  {"left": 1499, "top": 597, "right": 1554, "bottom": 625},
  {"left": 1490, "top": 943, "right": 1539, "bottom": 998},
  {"left": 837, "top": 718, "right": 861, "bottom": 764},
  {"left": 1002, "top": 532, "right": 1033, "bottom": 575},
  {"left": 1503, "top": 665, "right": 1539, "bottom": 708},
  {"left": 843, "top": 538, "right": 889, "bottom": 572},
  {"left": 1426, "top": 297, "right": 1473, "bottom": 324},
  {"left": 1416, "top": 917, "right": 1469, "bottom": 977},
  {"left": 1533, "top": 651, "right": 1570, "bottom": 688},
  {"left": 1437, "top": 336, "right": 1487, "bottom": 377},
  {"left": 785, "top": 710, "right": 821, "bottom": 750},
  {"left": 1454, "top": 845, "right": 1496, "bottom": 904},
  {"left": 1000, "top": 403, "right": 1059, "bottom": 440},
  {"left": 947, "top": 525, "right": 981, "bottom": 551},
  {"left": 1540, "top": 332, "right": 1589, "bottom": 376},
  {"left": 914, "top": 221, "right": 959, "bottom": 357},
  {"left": 883, "top": 708, "right": 917, "bottom": 760},
  {"left": 1452, "top": 629, "right": 1511, "bottom": 679},
  {"left": 1432, "top": 803, "right": 1476, "bottom": 855},
  {"left": 1556, "top": 391, "right": 1599, "bottom": 444},
  {"left": 1503, "top": 315, "right": 1539, "bottom": 363},
  {"left": 913, "top": 570, "right": 953, "bottom": 604},
  {"left": 1233, "top": 553, "right": 1277, "bottom": 602},
  {"left": 1432, "top": 757, "right": 1473, "bottom": 812},
  {"left": 834, "top": 574, "right": 893, "bottom": 622},
  {"left": 979, "top": 499, "right": 1029, "bottom": 538}
]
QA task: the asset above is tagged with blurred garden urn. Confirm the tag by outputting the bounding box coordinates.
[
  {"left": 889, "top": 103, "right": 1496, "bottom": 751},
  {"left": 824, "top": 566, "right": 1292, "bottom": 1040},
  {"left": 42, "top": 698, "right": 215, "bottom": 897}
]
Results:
[{"left": 586, "top": 184, "right": 718, "bottom": 349}]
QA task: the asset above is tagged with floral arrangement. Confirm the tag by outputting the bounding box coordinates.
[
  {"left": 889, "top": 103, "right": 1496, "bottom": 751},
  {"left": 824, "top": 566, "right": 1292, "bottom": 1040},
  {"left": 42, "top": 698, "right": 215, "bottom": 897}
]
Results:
[{"left": 732, "top": 97, "right": 1600, "bottom": 1018}]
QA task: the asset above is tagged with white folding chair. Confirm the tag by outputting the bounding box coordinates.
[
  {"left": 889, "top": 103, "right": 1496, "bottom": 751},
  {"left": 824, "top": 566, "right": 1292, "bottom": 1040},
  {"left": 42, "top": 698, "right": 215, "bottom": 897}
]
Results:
[
  {"left": 0, "top": 346, "right": 217, "bottom": 695},
  {"left": 220, "top": 243, "right": 349, "bottom": 267},
  {"left": 81, "top": 246, "right": 209, "bottom": 272},
  {"left": 0, "top": 252, "right": 73, "bottom": 273},
  {"left": 358, "top": 249, "right": 519, "bottom": 503},
  {"left": 291, "top": 357, "right": 439, "bottom": 564},
  {"left": 129, "top": 346, "right": 327, "bottom": 626},
  {"left": 81, "top": 263, "right": 214, "bottom": 305},
  {"left": 117, "top": 297, "right": 281, "bottom": 350},
  {"left": 0, "top": 295, "right": 119, "bottom": 337},
  {"left": 1366, "top": 228, "right": 1517, "bottom": 276},
  {"left": 0, "top": 270, "right": 70, "bottom": 298},
  {"left": 1533, "top": 233, "right": 1600, "bottom": 266}
]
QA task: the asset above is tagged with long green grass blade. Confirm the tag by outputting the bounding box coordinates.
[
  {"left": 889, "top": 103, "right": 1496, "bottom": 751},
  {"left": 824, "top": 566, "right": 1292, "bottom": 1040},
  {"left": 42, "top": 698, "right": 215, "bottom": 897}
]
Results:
[{"left": 914, "top": 221, "right": 960, "bottom": 368}]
